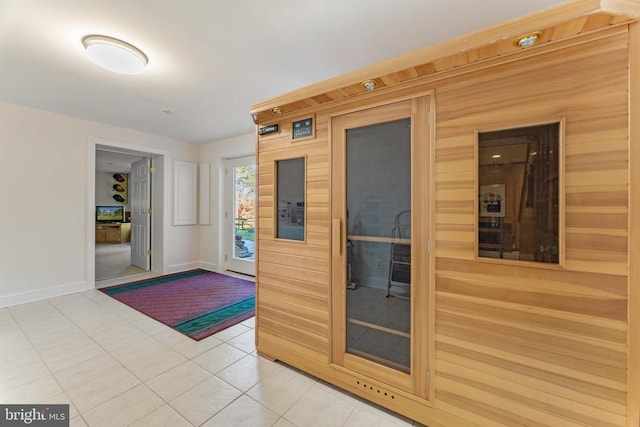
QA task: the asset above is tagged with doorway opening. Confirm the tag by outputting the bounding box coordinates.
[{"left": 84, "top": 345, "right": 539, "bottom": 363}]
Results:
[
  {"left": 92, "top": 142, "right": 163, "bottom": 287},
  {"left": 225, "top": 156, "right": 256, "bottom": 276}
]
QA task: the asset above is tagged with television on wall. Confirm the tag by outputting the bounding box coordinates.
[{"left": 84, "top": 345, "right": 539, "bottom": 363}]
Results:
[{"left": 96, "top": 205, "right": 125, "bottom": 223}]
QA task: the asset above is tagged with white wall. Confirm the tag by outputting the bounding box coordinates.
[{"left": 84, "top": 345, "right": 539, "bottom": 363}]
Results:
[
  {"left": 198, "top": 133, "right": 255, "bottom": 272},
  {"left": 0, "top": 101, "right": 198, "bottom": 306}
]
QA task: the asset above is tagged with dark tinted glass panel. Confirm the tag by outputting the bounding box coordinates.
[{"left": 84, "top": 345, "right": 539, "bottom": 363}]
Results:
[
  {"left": 276, "top": 158, "right": 305, "bottom": 241},
  {"left": 478, "top": 123, "right": 559, "bottom": 263}
]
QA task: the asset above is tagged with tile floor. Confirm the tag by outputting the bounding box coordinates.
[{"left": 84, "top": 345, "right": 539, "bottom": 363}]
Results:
[{"left": 0, "top": 287, "right": 422, "bottom": 426}]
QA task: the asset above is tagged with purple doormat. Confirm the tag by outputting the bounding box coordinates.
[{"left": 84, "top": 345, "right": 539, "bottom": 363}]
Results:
[{"left": 101, "top": 269, "right": 255, "bottom": 340}]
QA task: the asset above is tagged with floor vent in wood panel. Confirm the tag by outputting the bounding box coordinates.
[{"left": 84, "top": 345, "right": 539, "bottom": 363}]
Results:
[{"left": 355, "top": 380, "right": 396, "bottom": 401}]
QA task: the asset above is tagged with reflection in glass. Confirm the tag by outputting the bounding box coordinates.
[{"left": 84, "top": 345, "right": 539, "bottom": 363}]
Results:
[
  {"left": 276, "top": 158, "right": 305, "bottom": 241},
  {"left": 478, "top": 123, "right": 559, "bottom": 263},
  {"left": 345, "top": 118, "right": 412, "bottom": 373}
]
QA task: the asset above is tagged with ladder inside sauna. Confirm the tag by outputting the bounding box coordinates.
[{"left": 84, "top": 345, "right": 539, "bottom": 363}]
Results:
[{"left": 386, "top": 210, "right": 411, "bottom": 299}]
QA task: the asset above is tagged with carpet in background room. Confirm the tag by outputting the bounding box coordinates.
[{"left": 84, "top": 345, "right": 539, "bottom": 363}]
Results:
[
  {"left": 95, "top": 242, "right": 146, "bottom": 281},
  {"left": 100, "top": 269, "right": 255, "bottom": 340}
]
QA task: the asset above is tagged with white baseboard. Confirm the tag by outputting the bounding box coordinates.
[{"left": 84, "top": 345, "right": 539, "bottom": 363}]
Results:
[
  {"left": 0, "top": 281, "right": 92, "bottom": 308},
  {"left": 166, "top": 261, "right": 201, "bottom": 274},
  {"left": 198, "top": 261, "right": 217, "bottom": 272}
]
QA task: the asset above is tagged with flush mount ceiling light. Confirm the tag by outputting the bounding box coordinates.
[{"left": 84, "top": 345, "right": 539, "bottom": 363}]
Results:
[
  {"left": 82, "top": 35, "right": 148, "bottom": 74},
  {"left": 514, "top": 31, "right": 543, "bottom": 48},
  {"left": 271, "top": 107, "right": 283, "bottom": 115}
]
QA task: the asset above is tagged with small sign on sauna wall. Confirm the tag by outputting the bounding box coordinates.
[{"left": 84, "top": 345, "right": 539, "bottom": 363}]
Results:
[{"left": 259, "top": 123, "right": 279, "bottom": 136}]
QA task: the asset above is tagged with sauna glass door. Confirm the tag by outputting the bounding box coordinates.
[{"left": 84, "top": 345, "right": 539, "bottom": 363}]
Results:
[{"left": 331, "top": 98, "right": 430, "bottom": 397}]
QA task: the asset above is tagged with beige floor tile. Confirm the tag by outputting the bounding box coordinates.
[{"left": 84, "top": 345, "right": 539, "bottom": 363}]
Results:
[
  {"left": 0, "top": 344, "right": 50, "bottom": 391},
  {"left": 54, "top": 353, "right": 122, "bottom": 389},
  {"left": 170, "top": 334, "right": 223, "bottom": 359},
  {"left": 110, "top": 335, "right": 166, "bottom": 364},
  {"left": 212, "top": 323, "right": 251, "bottom": 341},
  {"left": 0, "top": 334, "right": 35, "bottom": 360},
  {"left": 83, "top": 384, "right": 164, "bottom": 427},
  {"left": 129, "top": 404, "right": 192, "bottom": 427},
  {"left": 0, "top": 375, "right": 62, "bottom": 404},
  {"left": 119, "top": 346, "right": 186, "bottom": 381},
  {"left": 169, "top": 376, "right": 241, "bottom": 426},
  {"left": 55, "top": 354, "right": 140, "bottom": 412},
  {"left": 23, "top": 319, "right": 82, "bottom": 348},
  {"left": 344, "top": 405, "right": 413, "bottom": 426},
  {"left": 283, "top": 382, "right": 358, "bottom": 427},
  {"left": 37, "top": 336, "right": 107, "bottom": 373},
  {"left": 227, "top": 328, "right": 256, "bottom": 353},
  {"left": 70, "top": 416, "right": 88, "bottom": 427},
  {"left": 151, "top": 326, "right": 192, "bottom": 347},
  {"left": 146, "top": 360, "right": 212, "bottom": 401},
  {"left": 42, "top": 392, "right": 79, "bottom": 419},
  {"left": 120, "top": 310, "right": 168, "bottom": 335},
  {"left": 216, "top": 354, "right": 280, "bottom": 392},
  {"left": 192, "top": 342, "right": 246, "bottom": 374},
  {"left": 201, "top": 395, "right": 279, "bottom": 427},
  {"left": 0, "top": 322, "right": 26, "bottom": 344},
  {"left": 246, "top": 366, "right": 315, "bottom": 415},
  {"left": 86, "top": 320, "right": 151, "bottom": 353},
  {"left": 273, "top": 418, "right": 297, "bottom": 427},
  {"left": 240, "top": 317, "right": 255, "bottom": 328}
]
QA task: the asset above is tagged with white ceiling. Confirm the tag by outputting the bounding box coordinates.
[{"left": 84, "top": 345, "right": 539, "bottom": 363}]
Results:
[{"left": 1, "top": 0, "right": 566, "bottom": 144}]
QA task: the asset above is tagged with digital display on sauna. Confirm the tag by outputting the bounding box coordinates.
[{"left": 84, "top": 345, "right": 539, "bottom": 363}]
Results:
[
  {"left": 292, "top": 117, "right": 313, "bottom": 139},
  {"left": 276, "top": 157, "right": 305, "bottom": 240},
  {"left": 478, "top": 123, "right": 559, "bottom": 263}
]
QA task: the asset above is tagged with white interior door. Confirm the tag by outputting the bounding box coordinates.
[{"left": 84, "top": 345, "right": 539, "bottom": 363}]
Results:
[
  {"left": 131, "top": 158, "right": 151, "bottom": 270},
  {"left": 225, "top": 156, "right": 256, "bottom": 276}
]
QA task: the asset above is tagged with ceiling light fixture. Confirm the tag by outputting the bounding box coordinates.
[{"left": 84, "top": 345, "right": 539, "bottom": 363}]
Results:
[
  {"left": 361, "top": 79, "right": 377, "bottom": 91},
  {"left": 82, "top": 35, "right": 148, "bottom": 74},
  {"left": 514, "top": 31, "right": 543, "bottom": 48},
  {"left": 272, "top": 107, "right": 283, "bottom": 115}
]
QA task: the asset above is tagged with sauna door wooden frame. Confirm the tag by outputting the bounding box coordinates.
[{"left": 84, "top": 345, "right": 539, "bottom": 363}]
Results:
[{"left": 330, "top": 96, "right": 432, "bottom": 398}]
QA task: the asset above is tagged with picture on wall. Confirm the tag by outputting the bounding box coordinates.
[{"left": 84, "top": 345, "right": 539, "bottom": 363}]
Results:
[
  {"left": 112, "top": 173, "right": 128, "bottom": 204},
  {"left": 480, "top": 184, "right": 505, "bottom": 217}
]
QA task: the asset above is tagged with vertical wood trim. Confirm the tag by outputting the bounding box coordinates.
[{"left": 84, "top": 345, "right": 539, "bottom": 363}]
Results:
[
  {"left": 331, "top": 115, "right": 347, "bottom": 367},
  {"left": 558, "top": 118, "right": 567, "bottom": 268},
  {"left": 627, "top": 21, "right": 640, "bottom": 427},
  {"left": 332, "top": 219, "right": 342, "bottom": 256},
  {"left": 411, "top": 95, "right": 432, "bottom": 399},
  {"left": 428, "top": 94, "right": 437, "bottom": 400}
]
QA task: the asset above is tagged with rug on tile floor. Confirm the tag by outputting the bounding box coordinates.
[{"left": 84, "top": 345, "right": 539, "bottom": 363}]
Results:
[{"left": 101, "top": 269, "right": 255, "bottom": 340}]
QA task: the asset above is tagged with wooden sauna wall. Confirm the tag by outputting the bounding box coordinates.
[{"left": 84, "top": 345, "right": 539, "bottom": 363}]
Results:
[
  {"left": 256, "top": 117, "right": 332, "bottom": 368},
  {"left": 433, "top": 27, "right": 629, "bottom": 426},
  {"left": 255, "top": 26, "right": 631, "bottom": 427}
]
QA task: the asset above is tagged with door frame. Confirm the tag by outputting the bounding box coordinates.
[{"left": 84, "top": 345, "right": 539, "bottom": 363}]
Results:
[
  {"left": 330, "top": 94, "right": 433, "bottom": 398},
  {"left": 87, "top": 137, "right": 168, "bottom": 288},
  {"left": 224, "top": 155, "right": 256, "bottom": 276}
]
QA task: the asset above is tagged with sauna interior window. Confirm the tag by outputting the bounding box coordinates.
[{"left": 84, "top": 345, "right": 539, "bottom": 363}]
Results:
[
  {"left": 478, "top": 123, "right": 559, "bottom": 263},
  {"left": 276, "top": 157, "right": 305, "bottom": 241}
]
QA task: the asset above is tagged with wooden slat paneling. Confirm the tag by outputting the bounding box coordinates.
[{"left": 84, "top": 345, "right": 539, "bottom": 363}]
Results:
[{"left": 432, "top": 28, "right": 629, "bottom": 426}]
